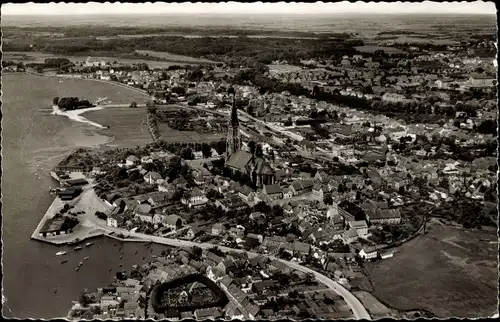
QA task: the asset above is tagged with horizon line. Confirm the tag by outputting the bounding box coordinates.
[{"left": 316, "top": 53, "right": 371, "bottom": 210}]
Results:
[{"left": 3, "top": 12, "right": 496, "bottom": 16}]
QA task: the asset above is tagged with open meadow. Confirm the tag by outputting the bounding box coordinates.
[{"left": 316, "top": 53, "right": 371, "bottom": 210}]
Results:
[
  {"left": 364, "top": 218, "right": 498, "bottom": 318},
  {"left": 134, "top": 50, "right": 218, "bottom": 64},
  {"left": 354, "top": 45, "right": 406, "bottom": 54},
  {"left": 83, "top": 106, "right": 224, "bottom": 148},
  {"left": 3, "top": 51, "right": 195, "bottom": 69}
]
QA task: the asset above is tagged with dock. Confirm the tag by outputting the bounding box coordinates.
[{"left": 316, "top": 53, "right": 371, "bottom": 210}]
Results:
[
  {"left": 31, "top": 197, "right": 105, "bottom": 245},
  {"left": 50, "top": 171, "right": 62, "bottom": 184}
]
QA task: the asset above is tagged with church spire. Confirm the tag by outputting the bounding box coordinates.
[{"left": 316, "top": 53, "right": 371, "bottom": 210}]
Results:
[
  {"left": 226, "top": 86, "right": 241, "bottom": 158},
  {"left": 229, "top": 86, "right": 239, "bottom": 127}
]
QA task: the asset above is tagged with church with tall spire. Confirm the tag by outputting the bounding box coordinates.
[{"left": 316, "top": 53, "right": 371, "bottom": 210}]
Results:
[
  {"left": 226, "top": 87, "right": 241, "bottom": 157},
  {"left": 225, "top": 87, "right": 276, "bottom": 188}
]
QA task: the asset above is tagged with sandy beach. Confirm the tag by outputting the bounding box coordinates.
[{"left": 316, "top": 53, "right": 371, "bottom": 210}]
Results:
[{"left": 51, "top": 105, "right": 106, "bottom": 129}]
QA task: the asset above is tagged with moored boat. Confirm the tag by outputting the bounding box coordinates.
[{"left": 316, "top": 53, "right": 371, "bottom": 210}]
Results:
[
  {"left": 68, "top": 238, "right": 81, "bottom": 245},
  {"left": 74, "top": 246, "right": 83, "bottom": 251},
  {"left": 85, "top": 242, "right": 94, "bottom": 247},
  {"left": 76, "top": 261, "right": 84, "bottom": 271},
  {"left": 84, "top": 256, "right": 90, "bottom": 260},
  {"left": 56, "top": 251, "right": 67, "bottom": 256},
  {"left": 61, "top": 260, "right": 68, "bottom": 264}
]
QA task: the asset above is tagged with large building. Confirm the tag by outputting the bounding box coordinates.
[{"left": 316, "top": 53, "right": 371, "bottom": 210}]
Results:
[{"left": 225, "top": 88, "right": 276, "bottom": 188}]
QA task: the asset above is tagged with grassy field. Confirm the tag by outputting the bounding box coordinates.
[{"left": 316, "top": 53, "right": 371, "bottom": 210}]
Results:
[
  {"left": 134, "top": 50, "right": 218, "bottom": 64},
  {"left": 83, "top": 106, "right": 224, "bottom": 148},
  {"left": 3, "top": 51, "right": 192, "bottom": 69},
  {"left": 354, "top": 45, "right": 406, "bottom": 54},
  {"left": 392, "top": 37, "right": 460, "bottom": 46},
  {"left": 267, "top": 64, "right": 302, "bottom": 73},
  {"left": 364, "top": 218, "right": 498, "bottom": 318}
]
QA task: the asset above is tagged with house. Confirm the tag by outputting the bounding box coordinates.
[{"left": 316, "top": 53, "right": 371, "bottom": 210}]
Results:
[
  {"left": 153, "top": 213, "right": 166, "bottom": 225},
  {"left": 107, "top": 216, "right": 118, "bottom": 228},
  {"left": 181, "top": 188, "right": 208, "bottom": 208},
  {"left": 368, "top": 208, "right": 402, "bottom": 225},
  {"left": 249, "top": 212, "right": 265, "bottom": 221},
  {"left": 193, "top": 167, "right": 213, "bottom": 184},
  {"left": 125, "top": 155, "right": 139, "bottom": 166},
  {"left": 144, "top": 171, "right": 163, "bottom": 184},
  {"left": 164, "top": 215, "right": 183, "bottom": 230},
  {"left": 147, "top": 192, "right": 172, "bottom": 208},
  {"left": 212, "top": 223, "right": 224, "bottom": 235},
  {"left": 348, "top": 220, "right": 368, "bottom": 237},
  {"left": 314, "top": 170, "right": 329, "bottom": 183},
  {"left": 312, "top": 183, "right": 327, "bottom": 198},
  {"left": 215, "top": 195, "right": 249, "bottom": 212},
  {"left": 86, "top": 56, "right": 107, "bottom": 67},
  {"left": 262, "top": 184, "right": 283, "bottom": 200},
  {"left": 343, "top": 229, "right": 359, "bottom": 244},
  {"left": 468, "top": 74, "right": 496, "bottom": 87},
  {"left": 38, "top": 216, "right": 76, "bottom": 237},
  {"left": 379, "top": 249, "right": 396, "bottom": 260},
  {"left": 290, "top": 179, "right": 315, "bottom": 196},
  {"left": 194, "top": 308, "right": 222, "bottom": 320},
  {"left": 382, "top": 92, "right": 406, "bottom": 103},
  {"left": 283, "top": 187, "right": 294, "bottom": 199},
  {"left": 134, "top": 204, "right": 154, "bottom": 223},
  {"left": 358, "top": 247, "right": 378, "bottom": 260},
  {"left": 238, "top": 185, "right": 254, "bottom": 201}
]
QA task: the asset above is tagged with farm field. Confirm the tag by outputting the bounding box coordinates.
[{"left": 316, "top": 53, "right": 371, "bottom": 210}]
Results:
[
  {"left": 354, "top": 45, "right": 406, "bottom": 54},
  {"left": 3, "top": 51, "right": 194, "bottom": 69},
  {"left": 267, "top": 64, "right": 303, "bottom": 73},
  {"left": 392, "top": 37, "right": 460, "bottom": 45},
  {"left": 83, "top": 106, "right": 224, "bottom": 148},
  {"left": 364, "top": 218, "right": 498, "bottom": 318},
  {"left": 134, "top": 50, "right": 218, "bottom": 64}
]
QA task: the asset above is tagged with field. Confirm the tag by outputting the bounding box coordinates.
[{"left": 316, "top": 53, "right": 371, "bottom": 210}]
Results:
[
  {"left": 267, "top": 64, "right": 302, "bottom": 73},
  {"left": 134, "top": 50, "right": 218, "bottom": 64},
  {"left": 3, "top": 51, "right": 193, "bottom": 69},
  {"left": 364, "top": 218, "right": 498, "bottom": 318},
  {"left": 392, "top": 37, "right": 460, "bottom": 46},
  {"left": 354, "top": 45, "right": 406, "bottom": 54},
  {"left": 83, "top": 106, "right": 224, "bottom": 148}
]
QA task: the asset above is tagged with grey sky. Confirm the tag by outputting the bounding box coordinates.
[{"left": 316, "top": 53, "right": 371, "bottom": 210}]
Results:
[{"left": 2, "top": 1, "right": 496, "bottom": 15}]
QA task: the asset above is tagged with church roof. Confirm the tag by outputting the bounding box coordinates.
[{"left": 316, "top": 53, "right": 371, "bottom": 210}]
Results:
[
  {"left": 252, "top": 158, "right": 274, "bottom": 175},
  {"left": 227, "top": 150, "right": 253, "bottom": 171}
]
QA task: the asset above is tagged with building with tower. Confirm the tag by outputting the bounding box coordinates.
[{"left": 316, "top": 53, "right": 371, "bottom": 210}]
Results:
[
  {"left": 226, "top": 87, "right": 241, "bottom": 156},
  {"left": 225, "top": 87, "right": 276, "bottom": 188}
]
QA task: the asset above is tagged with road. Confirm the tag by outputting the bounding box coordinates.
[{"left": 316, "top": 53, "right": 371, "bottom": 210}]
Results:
[{"left": 79, "top": 192, "right": 370, "bottom": 320}]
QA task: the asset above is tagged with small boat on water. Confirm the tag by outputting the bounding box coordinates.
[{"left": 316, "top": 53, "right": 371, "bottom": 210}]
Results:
[
  {"left": 85, "top": 242, "right": 94, "bottom": 247},
  {"left": 76, "top": 261, "right": 84, "bottom": 271},
  {"left": 151, "top": 254, "right": 158, "bottom": 258},
  {"left": 74, "top": 246, "right": 83, "bottom": 251},
  {"left": 84, "top": 256, "right": 90, "bottom": 260},
  {"left": 56, "top": 251, "right": 67, "bottom": 256},
  {"left": 68, "top": 239, "right": 81, "bottom": 245},
  {"left": 61, "top": 260, "right": 68, "bottom": 264}
]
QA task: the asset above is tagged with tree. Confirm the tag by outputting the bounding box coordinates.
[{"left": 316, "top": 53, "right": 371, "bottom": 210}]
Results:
[
  {"left": 201, "top": 143, "right": 212, "bottom": 158},
  {"left": 53, "top": 97, "right": 59, "bottom": 105},
  {"left": 79, "top": 293, "right": 92, "bottom": 307},
  {"left": 247, "top": 104, "right": 255, "bottom": 116},
  {"left": 323, "top": 193, "right": 333, "bottom": 205},
  {"left": 180, "top": 147, "right": 194, "bottom": 160},
  {"left": 255, "top": 144, "right": 264, "bottom": 158},
  {"left": 248, "top": 141, "right": 257, "bottom": 155},
  {"left": 129, "top": 101, "right": 138, "bottom": 108}
]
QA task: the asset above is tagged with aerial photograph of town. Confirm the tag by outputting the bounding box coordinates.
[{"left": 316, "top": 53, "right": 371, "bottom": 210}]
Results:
[{"left": 1, "top": 1, "right": 498, "bottom": 320}]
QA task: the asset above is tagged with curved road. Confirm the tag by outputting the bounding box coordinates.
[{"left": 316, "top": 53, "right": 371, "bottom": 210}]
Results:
[{"left": 83, "top": 210, "right": 370, "bottom": 319}]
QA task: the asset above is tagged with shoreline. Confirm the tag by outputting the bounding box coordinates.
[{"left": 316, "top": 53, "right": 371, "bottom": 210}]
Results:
[{"left": 51, "top": 105, "right": 106, "bottom": 129}]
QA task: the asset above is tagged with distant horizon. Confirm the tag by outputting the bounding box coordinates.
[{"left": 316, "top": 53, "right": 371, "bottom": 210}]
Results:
[
  {"left": 3, "top": 12, "right": 496, "bottom": 16},
  {"left": 2, "top": 2, "right": 496, "bottom": 15}
]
